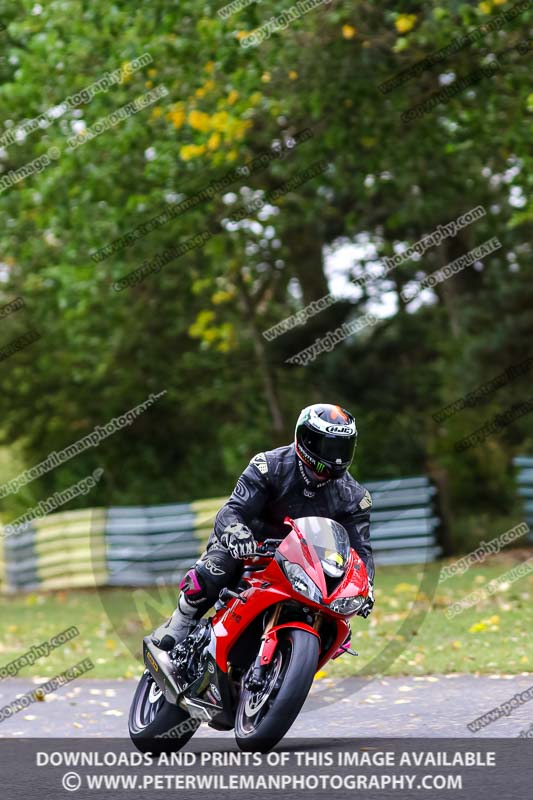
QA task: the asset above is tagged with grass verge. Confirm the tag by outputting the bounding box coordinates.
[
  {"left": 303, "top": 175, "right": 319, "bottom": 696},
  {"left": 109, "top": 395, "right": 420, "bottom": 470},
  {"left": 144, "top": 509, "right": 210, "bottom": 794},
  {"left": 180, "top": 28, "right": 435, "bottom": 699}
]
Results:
[{"left": 0, "top": 550, "right": 531, "bottom": 681}]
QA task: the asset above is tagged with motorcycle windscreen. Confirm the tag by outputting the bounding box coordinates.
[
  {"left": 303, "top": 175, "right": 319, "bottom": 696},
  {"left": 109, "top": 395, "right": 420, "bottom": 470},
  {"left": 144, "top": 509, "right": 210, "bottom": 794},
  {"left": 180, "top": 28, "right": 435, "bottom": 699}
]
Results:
[{"left": 280, "top": 516, "right": 351, "bottom": 591}]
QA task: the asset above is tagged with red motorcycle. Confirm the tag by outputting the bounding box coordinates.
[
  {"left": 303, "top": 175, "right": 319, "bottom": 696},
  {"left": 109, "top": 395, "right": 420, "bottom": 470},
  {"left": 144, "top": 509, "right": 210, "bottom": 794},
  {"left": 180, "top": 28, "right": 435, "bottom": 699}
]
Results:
[{"left": 129, "top": 515, "right": 369, "bottom": 753}]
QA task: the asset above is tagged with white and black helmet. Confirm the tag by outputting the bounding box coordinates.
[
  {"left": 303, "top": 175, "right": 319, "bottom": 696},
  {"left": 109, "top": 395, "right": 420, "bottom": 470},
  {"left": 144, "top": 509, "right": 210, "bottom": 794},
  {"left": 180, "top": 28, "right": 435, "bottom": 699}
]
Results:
[{"left": 295, "top": 403, "right": 357, "bottom": 481}]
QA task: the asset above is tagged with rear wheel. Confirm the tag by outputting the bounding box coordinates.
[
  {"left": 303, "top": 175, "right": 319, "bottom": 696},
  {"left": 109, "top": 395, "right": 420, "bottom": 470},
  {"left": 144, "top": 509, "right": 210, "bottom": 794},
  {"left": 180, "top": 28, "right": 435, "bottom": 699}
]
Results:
[
  {"left": 128, "top": 671, "right": 199, "bottom": 754},
  {"left": 235, "top": 628, "right": 319, "bottom": 752}
]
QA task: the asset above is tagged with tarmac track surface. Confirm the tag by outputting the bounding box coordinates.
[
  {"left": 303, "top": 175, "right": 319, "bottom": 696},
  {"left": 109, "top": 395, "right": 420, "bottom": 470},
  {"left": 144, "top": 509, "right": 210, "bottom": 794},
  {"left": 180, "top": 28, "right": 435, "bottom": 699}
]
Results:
[{"left": 0, "top": 673, "right": 531, "bottom": 738}]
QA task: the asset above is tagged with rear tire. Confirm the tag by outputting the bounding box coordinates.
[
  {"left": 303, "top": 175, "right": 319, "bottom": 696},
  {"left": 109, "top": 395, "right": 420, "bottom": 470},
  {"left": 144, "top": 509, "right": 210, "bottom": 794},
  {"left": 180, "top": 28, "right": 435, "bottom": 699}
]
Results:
[
  {"left": 235, "top": 628, "right": 319, "bottom": 752},
  {"left": 128, "top": 671, "right": 199, "bottom": 754}
]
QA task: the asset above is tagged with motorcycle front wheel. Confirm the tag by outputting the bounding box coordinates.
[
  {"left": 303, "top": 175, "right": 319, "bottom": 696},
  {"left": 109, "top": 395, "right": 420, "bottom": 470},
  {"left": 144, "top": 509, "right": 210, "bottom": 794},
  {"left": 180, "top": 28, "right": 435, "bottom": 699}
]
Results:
[
  {"left": 235, "top": 627, "right": 319, "bottom": 752},
  {"left": 128, "top": 670, "right": 199, "bottom": 754}
]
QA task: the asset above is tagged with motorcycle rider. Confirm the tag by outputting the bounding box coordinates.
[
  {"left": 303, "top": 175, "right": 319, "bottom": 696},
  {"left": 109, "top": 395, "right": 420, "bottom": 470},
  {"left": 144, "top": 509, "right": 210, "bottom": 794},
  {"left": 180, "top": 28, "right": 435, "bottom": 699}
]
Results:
[{"left": 152, "top": 403, "right": 375, "bottom": 651}]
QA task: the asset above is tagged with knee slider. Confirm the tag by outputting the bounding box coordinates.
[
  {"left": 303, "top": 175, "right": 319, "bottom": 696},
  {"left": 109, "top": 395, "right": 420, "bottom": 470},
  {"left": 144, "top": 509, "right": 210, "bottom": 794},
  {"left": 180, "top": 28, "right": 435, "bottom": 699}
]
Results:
[{"left": 179, "top": 567, "right": 207, "bottom": 604}]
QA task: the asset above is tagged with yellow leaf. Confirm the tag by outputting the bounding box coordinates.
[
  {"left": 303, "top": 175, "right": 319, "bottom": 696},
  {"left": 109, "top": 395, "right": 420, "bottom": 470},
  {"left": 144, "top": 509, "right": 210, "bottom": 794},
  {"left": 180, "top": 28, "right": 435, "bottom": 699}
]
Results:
[
  {"left": 119, "top": 62, "right": 133, "bottom": 83},
  {"left": 342, "top": 24, "right": 357, "bottom": 39},
  {"left": 468, "top": 622, "right": 488, "bottom": 633},
  {"left": 212, "top": 289, "right": 232, "bottom": 304},
  {"left": 207, "top": 132, "right": 221, "bottom": 151},
  {"left": 233, "top": 119, "right": 252, "bottom": 141},
  {"left": 188, "top": 110, "right": 211, "bottom": 132},
  {"left": 394, "top": 583, "right": 417, "bottom": 593},
  {"left": 211, "top": 111, "right": 230, "bottom": 132},
  {"left": 203, "top": 328, "right": 218, "bottom": 343},
  {"left": 395, "top": 14, "right": 418, "bottom": 33},
  {"left": 196, "top": 310, "right": 215, "bottom": 327},
  {"left": 170, "top": 110, "right": 185, "bottom": 129},
  {"left": 180, "top": 144, "right": 206, "bottom": 161}
]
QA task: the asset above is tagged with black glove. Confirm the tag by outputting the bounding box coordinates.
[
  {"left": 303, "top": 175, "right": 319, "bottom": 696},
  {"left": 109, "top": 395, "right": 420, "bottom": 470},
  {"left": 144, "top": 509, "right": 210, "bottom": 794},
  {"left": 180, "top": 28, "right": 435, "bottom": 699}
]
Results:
[
  {"left": 220, "top": 522, "right": 257, "bottom": 559},
  {"left": 357, "top": 581, "right": 374, "bottom": 618}
]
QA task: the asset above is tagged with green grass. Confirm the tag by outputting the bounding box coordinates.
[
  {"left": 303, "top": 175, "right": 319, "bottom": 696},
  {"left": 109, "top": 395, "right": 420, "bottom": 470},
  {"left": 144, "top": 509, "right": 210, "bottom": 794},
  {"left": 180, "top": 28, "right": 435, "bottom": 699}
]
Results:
[{"left": 1, "top": 551, "right": 532, "bottom": 681}]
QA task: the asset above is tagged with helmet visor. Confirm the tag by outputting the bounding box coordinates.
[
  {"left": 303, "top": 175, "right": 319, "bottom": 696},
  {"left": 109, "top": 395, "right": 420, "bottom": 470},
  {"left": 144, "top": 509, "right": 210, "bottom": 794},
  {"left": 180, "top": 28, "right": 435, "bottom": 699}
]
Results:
[{"left": 300, "top": 427, "right": 356, "bottom": 467}]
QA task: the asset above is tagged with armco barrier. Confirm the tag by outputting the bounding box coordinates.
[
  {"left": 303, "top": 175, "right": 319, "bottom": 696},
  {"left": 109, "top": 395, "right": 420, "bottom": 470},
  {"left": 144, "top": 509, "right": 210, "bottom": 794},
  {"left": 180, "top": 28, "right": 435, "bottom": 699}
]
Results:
[
  {"left": 513, "top": 456, "right": 533, "bottom": 544},
  {"left": 1, "top": 508, "right": 107, "bottom": 593},
  {"left": 364, "top": 477, "right": 441, "bottom": 565},
  {"left": 0, "top": 476, "right": 441, "bottom": 592},
  {"left": 104, "top": 502, "right": 206, "bottom": 587}
]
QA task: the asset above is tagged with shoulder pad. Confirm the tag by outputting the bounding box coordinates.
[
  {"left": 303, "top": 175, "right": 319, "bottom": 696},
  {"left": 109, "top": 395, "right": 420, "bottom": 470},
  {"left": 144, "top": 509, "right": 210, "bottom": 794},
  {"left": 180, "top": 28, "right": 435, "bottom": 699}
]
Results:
[
  {"left": 250, "top": 452, "right": 268, "bottom": 475},
  {"left": 358, "top": 489, "right": 372, "bottom": 510},
  {"left": 338, "top": 476, "right": 371, "bottom": 510}
]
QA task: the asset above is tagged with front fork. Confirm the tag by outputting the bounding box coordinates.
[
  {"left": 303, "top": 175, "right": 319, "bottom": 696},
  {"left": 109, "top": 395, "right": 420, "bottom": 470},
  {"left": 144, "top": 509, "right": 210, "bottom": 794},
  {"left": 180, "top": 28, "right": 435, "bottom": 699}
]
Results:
[
  {"left": 245, "top": 605, "right": 322, "bottom": 691},
  {"left": 245, "top": 604, "right": 282, "bottom": 691}
]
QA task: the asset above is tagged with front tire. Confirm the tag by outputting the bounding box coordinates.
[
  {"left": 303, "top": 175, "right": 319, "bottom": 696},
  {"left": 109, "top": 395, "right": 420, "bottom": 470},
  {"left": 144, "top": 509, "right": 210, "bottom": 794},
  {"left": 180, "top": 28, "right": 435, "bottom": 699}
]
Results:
[
  {"left": 235, "top": 628, "right": 319, "bottom": 752},
  {"left": 129, "top": 671, "right": 199, "bottom": 754}
]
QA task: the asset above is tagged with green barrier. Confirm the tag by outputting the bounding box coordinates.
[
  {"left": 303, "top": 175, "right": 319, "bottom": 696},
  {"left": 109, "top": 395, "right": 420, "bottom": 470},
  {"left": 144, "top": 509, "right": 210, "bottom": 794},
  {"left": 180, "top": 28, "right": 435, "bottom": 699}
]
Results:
[
  {"left": 1, "top": 477, "right": 442, "bottom": 593},
  {"left": 513, "top": 457, "right": 533, "bottom": 543}
]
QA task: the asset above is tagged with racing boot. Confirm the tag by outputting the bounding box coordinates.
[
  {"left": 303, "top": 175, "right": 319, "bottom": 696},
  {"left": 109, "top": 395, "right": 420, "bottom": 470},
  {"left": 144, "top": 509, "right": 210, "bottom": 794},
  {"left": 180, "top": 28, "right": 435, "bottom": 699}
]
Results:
[{"left": 151, "top": 594, "right": 200, "bottom": 651}]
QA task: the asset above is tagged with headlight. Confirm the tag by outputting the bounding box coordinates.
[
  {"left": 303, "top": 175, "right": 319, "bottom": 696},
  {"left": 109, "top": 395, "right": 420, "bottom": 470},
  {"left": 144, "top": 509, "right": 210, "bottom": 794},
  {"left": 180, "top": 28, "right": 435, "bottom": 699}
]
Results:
[
  {"left": 282, "top": 562, "right": 322, "bottom": 604},
  {"left": 328, "top": 596, "right": 366, "bottom": 615}
]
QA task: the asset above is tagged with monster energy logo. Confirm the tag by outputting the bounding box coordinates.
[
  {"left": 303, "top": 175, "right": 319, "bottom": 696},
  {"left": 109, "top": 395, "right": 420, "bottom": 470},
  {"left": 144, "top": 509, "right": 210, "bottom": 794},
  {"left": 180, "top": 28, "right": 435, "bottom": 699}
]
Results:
[{"left": 316, "top": 462, "right": 325, "bottom": 472}]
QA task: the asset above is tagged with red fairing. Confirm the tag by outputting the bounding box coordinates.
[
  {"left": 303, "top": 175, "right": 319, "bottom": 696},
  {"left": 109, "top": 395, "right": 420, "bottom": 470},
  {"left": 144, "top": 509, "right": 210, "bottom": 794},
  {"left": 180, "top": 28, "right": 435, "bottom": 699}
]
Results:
[
  {"left": 281, "top": 515, "right": 369, "bottom": 603},
  {"left": 211, "top": 559, "right": 290, "bottom": 672},
  {"left": 210, "top": 516, "right": 370, "bottom": 673},
  {"left": 327, "top": 548, "right": 369, "bottom": 602}
]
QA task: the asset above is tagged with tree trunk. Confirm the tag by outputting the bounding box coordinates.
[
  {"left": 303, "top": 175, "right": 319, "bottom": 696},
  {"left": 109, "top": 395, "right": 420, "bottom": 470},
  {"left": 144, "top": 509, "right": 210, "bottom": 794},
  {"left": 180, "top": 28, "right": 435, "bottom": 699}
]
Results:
[
  {"left": 434, "top": 225, "right": 476, "bottom": 339},
  {"left": 236, "top": 273, "right": 285, "bottom": 437},
  {"left": 284, "top": 222, "right": 330, "bottom": 305}
]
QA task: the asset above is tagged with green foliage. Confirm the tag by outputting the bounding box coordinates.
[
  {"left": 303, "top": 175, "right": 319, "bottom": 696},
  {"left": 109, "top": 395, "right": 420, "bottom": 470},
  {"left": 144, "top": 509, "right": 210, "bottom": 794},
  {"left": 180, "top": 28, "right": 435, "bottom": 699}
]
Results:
[
  {"left": 2, "top": 557, "right": 531, "bottom": 677},
  {"left": 0, "top": 1, "right": 531, "bottom": 543}
]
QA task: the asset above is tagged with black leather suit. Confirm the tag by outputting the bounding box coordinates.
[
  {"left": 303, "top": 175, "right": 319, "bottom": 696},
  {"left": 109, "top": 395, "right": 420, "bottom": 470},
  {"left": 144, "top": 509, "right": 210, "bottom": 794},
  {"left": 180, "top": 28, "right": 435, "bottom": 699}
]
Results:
[{"left": 184, "top": 444, "right": 374, "bottom": 614}]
